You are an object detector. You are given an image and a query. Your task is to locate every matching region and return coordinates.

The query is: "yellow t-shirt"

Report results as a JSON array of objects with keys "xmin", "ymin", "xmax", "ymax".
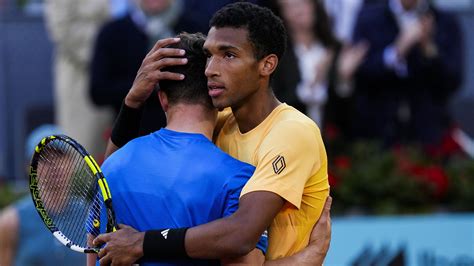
[{"xmin": 215, "ymin": 104, "xmax": 329, "ymax": 259}]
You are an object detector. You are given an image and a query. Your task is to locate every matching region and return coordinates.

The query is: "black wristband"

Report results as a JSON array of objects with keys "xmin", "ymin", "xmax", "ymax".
[
  {"xmin": 110, "ymin": 101, "xmax": 144, "ymax": 148},
  {"xmin": 143, "ymin": 228, "xmax": 189, "ymax": 260}
]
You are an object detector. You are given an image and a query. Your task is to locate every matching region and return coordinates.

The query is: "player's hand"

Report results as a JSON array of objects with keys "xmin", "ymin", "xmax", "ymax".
[
  {"xmin": 93, "ymin": 224, "xmax": 145, "ymax": 266},
  {"xmin": 308, "ymin": 196, "xmax": 332, "ymax": 256},
  {"xmin": 125, "ymin": 37, "xmax": 188, "ymax": 109}
]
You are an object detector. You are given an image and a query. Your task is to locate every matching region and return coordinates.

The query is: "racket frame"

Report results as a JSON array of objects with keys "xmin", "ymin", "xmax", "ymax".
[{"xmin": 29, "ymin": 134, "xmax": 117, "ymax": 253}]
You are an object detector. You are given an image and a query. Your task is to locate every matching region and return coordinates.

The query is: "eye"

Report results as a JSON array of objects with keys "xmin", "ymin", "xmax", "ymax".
[{"xmin": 224, "ymin": 52, "xmax": 236, "ymax": 59}]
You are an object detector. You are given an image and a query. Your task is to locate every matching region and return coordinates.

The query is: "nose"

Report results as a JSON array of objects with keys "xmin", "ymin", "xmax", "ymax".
[{"xmin": 205, "ymin": 57, "xmax": 219, "ymax": 78}]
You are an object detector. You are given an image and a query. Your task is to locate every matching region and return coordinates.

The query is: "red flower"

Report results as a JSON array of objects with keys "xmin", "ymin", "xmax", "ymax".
[
  {"xmin": 409, "ymin": 165, "xmax": 449, "ymax": 198},
  {"xmin": 426, "ymin": 126, "xmax": 462, "ymax": 158}
]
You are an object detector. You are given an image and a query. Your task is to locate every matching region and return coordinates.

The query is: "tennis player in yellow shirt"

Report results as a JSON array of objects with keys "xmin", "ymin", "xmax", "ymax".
[{"xmin": 94, "ymin": 2, "xmax": 330, "ymax": 265}]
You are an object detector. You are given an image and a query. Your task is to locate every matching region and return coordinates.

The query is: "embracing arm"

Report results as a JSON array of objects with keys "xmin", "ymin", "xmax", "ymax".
[
  {"xmin": 94, "ymin": 195, "xmax": 332, "ymax": 265},
  {"xmin": 224, "ymin": 195, "xmax": 333, "ymax": 266},
  {"xmin": 94, "ymin": 191, "xmax": 284, "ymax": 265},
  {"xmin": 185, "ymin": 191, "xmax": 284, "ymax": 258},
  {"xmin": 265, "ymin": 196, "xmax": 332, "ymax": 265}
]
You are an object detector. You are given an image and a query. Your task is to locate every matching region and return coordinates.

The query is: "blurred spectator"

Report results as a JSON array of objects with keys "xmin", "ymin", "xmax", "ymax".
[
  {"xmin": 89, "ymin": 0, "xmax": 183, "ymax": 135},
  {"xmin": 44, "ymin": 0, "xmax": 114, "ymax": 159},
  {"xmin": 0, "ymin": 124, "xmax": 84, "ymax": 266},
  {"xmin": 271, "ymin": 0, "xmax": 367, "ymax": 138},
  {"xmin": 109, "ymin": 0, "xmax": 131, "ymax": 18},
  {"xmin": 352, "ymin": 0, "xmax": 464, "ymax": 146},
  {"xmin": 323, "ymin": 0, "xmax": 364, "ymax": 44}
]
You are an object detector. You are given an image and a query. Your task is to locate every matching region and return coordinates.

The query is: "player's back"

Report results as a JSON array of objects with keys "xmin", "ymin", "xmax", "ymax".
[{"xmin": 101, "ymin": 128, "xmax": 255, "ymax": 266}]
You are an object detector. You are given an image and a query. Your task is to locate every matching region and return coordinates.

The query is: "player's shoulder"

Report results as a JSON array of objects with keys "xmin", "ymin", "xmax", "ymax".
[
  {"xmin": 258, "ymin": 104, "xmax": 324, "ymax": 151},
  {"xmin": 270, "ymin": 104, "xmax": 321, "ymax": 136},
  {"xmin": 102, "ymin": 134, "xmax": 152, "ymax": 169}
]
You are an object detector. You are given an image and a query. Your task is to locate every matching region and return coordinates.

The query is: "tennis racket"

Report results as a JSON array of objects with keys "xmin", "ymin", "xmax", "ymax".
[{"xmin": 29, "ymin": 134, "xmax": 117, "ymax": 253}]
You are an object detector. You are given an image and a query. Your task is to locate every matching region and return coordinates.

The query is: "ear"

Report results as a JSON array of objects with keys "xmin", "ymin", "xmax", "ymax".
[
  {"xmin": 158, "ymin": 90, "xmax": 169, "ymax": 112},
  {"xmin": 259, "ymin": 54, "xmax": 279, "ymax": 77}
]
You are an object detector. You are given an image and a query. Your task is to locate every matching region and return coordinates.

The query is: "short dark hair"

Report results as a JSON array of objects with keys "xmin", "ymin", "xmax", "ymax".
[
  {"xmin": 209, "ymin": 2, "xmax": 287, "ymax": 60},
  {"xmin": 158, "ymin": 32, "xmax": 212, "ymax": 108}
]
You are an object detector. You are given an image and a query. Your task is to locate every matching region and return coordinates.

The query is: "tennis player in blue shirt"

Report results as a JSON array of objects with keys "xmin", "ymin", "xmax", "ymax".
[{"xmin": 88, "ymin": 32, "xmax": 266, "ymax": 266}]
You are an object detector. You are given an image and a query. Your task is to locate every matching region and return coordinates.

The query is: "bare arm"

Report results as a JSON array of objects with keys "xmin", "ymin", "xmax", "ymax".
[
  {"xmin": 0, "ymin": 207, "xmax": 19, "ymax": 266},
  {"xmin": 221, "ymin": 248, "xmax": 265, "ymax": 266}
]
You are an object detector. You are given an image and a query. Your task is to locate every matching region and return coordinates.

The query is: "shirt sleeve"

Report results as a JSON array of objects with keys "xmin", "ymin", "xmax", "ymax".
[
  {"xmin": 221, "ymin": 163, "xmax": 268, "ymax": 254},
  {"xmin": 241, "ymin": 120, "xmax": 325, "ymax": 209}
]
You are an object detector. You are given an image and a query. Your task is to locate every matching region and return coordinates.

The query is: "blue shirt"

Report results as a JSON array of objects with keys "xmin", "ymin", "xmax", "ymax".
[{"xmin": 100, "ymin": 129, "xmax": 266, "ymax": 265}]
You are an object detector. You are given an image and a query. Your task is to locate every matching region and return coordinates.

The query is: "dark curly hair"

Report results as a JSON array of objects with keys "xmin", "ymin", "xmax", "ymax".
[
  {"xmin": 209, "ymin": 2, "xmax": 287, "ymax": 61},
  {"xmin": 159, "ymin": 32, "xmax": 212, "ymax": 108}
]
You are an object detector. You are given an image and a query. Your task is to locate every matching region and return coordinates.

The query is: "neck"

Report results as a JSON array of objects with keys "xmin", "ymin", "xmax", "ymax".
[
  {"xmin": 165, "ymin": 103, "xmax": 217, "ymax": 141},
  {"xmin": 232, "ymin": 82, "xmax": 281, "ymax": 134}
]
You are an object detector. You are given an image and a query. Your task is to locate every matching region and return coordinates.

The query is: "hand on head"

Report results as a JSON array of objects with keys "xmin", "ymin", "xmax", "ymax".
[{"xmin": 125, "ymin": 38, "xmax": 188, "ymax": 109}]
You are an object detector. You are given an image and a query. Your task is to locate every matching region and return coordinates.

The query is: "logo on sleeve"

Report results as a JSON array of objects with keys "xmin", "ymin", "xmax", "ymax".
[
  {"xmin": 161, "ymin": 229, "xmax": 169, "ymax": 239},
  {"xmin": 272, "ymin": 155, "xmax": 286, "ymax": 174}
]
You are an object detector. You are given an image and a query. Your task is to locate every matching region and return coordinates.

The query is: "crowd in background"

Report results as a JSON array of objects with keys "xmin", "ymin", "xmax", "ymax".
[
  {"xmin": 48, "ymin": 0, "xmax": 464, "ymax": 159},
  {"xmin": 0, "ymin": 0, "xmax": 466, "ymax": 195}
]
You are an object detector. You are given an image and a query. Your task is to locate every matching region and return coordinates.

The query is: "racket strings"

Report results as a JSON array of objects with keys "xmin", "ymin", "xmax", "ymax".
[{"xmin": 36, "ymin": 139, "xmax": 103, "ymax": 248}]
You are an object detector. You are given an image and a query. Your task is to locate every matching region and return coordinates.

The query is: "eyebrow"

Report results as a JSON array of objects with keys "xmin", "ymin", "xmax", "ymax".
[{"xmin": 203, "ymin": 43, "xmax": 240, "ymax": 53}]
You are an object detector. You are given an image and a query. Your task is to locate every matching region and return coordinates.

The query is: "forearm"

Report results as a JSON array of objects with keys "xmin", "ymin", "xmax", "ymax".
[
  {"xmin": 184, "ymin": 192, "xmax": 283, "ymax": 259},
  {"xmin": 221, "ymin": 248, "xmax": 265, "ymax": 265},
  {"xmin": 185, "ymin": 214, "xmax": 258, "ymax": 258},
  {"xmin": 141, "ymin": 192, "xmax": 283, "ymax": 260}
]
